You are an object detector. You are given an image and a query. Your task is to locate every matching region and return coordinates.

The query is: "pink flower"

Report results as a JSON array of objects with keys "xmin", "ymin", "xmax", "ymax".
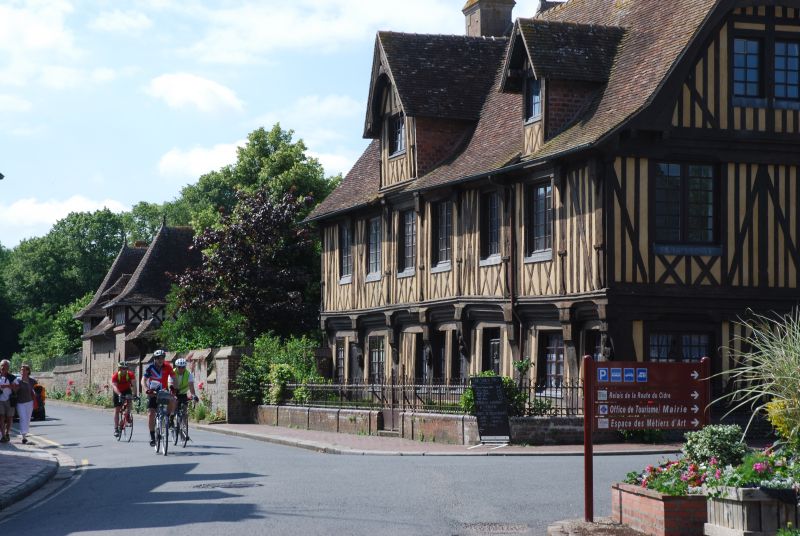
[
  {"xmin": 715, "ymin": 469, "xmax": 721, "ymax": 479},
  {"xmin": 709, "ymin": 457, "xmax": 718, "ymax": 466},
  {"xmin": 753, "ymin": 462, "xmax": 769, "ymax": 473},
  {"xmin": 198, "ymin": 382, "xmax": 205, "ymax": 390},
  {"xmin": 67, "ymin": 379, "xmax": 75, "ymax": 386}
]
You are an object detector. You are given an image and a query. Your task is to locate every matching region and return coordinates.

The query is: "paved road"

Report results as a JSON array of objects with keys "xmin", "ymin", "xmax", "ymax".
[{"xmin": 1, "ymin": 404, "xmax": 670, "ymax": 535}]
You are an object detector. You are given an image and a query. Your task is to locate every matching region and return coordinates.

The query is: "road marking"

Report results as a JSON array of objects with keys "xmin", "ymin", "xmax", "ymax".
[
  {"xmin": 30, "ymin": 435, "xmax": 61, "ymax": 448},
  {"xmin": 81, "ymin": 459, "xmax": 89, "ymax": 466}
]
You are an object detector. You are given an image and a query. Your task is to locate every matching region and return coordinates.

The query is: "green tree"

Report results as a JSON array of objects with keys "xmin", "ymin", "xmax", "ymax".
[
  {"xmin": 158, "ymin": 287, "xmax": 248, "ymax": 352},
  {"xmin": 177, "ymin": 125, "xmax": 340, "ymax": 231},
  {"xmin": 2, "ymin": 209, "xmax": 124, "ymax": 313},
  {"xmin": 0, "ymin": 245, "xmax": 21, "ymax": 360}
]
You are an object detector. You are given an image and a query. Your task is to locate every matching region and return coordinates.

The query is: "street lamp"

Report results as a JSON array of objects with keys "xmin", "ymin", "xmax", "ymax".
[{"xmin": 0, "ymin": 173, "xmax": 4, "ymax": 180}]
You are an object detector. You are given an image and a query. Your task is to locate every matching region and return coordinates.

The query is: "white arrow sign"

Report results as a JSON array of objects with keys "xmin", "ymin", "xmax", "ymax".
[
  {"xmin": 691, "ymin": 405, "xmax": 699, "ymax": 414},
  {"xmin": 691, "ymin": 391, "xmax": 699, "ymax": 400},
  {"xmin": 691, "ymin": 418, "xmax": 700, "ymax": 427},
  {"xmin": 691, "ymin": 370, "xmax": 700, "ymax": 380}
]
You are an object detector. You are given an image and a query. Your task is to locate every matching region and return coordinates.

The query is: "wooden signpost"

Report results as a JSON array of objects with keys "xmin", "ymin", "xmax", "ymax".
[{"xmin": 582, "ymin": 356, "xmax": 711, "ymax": 522}]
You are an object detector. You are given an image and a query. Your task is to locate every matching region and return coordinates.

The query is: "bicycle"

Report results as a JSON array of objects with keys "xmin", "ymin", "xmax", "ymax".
[
  {"xmin": 171, "ymin": 398, "xmax": 192, "ymax": 448},
  {"xmin": 117, "ymin": 394, "xmax": 138, "ymax": 443},
  {"xmin": 153, "ymin": 390, "xmax": 173, "ymax": 456}
]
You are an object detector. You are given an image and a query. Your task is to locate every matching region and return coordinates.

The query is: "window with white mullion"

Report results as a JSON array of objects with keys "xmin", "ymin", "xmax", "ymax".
[
  {"xmin": 433, "ymin": 201, "xmax": 452, "ymax": 266},
  {"xmin": 367, "ymin": 217, "xmax": 382, "ymax": 276}
]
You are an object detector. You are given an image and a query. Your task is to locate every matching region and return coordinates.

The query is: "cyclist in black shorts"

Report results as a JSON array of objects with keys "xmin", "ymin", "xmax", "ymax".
[
  {"xmin": 168, "ymin": 358, "xmax": 199, "ymax": 419},
  {"xmin": 142, "ymin": 350, "xmax": 174, "ymax": 446},
  {"xmin": 111, "ymin": 362, "xmax": 135, "ymax": 437}
]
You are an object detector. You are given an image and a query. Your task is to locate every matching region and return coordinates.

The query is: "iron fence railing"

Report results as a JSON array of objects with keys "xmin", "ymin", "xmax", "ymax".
[
  {"xmin": 268, "ymin": 377, "xmax": 584, "ymax": 417},
  {"xmin": 35, "ymin": 351, "xmax": 83, "ymax": 373}
]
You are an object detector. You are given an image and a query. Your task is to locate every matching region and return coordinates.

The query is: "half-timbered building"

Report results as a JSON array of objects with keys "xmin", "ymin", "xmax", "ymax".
[
  {"xmin": 307, "ymin": 0, "xmax": 800, "ymax": 404},
  {"xmin": 74, "ymin": 225, "xmax": 200, "ymax": 385}
]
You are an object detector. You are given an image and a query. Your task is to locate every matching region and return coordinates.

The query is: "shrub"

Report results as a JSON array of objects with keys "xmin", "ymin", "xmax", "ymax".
[
  {"xmin": 293, "ymin": 385, "xmax": 311, "ymax": 405},
  {"xmin": 624, "ymin": 458, "xmax": 705, "ymax": 496},
  {"xmin": 268, "ymin": 364, "xmax": 294, "ymax": 404},
  {"xmin": 683, "ymin": 424, "xmax": 748, "ymax": 466},
  {"xmin": 528, "ymin": 398, "xmax": 553, "ymax": 417}
]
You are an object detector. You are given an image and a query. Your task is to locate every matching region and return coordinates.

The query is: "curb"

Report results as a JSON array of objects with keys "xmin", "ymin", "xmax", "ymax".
[
  {"xmin": 193, "ymin": 424, "xmax": 682, "ymax": 457},
  {"xmin": 0, "ymin": 450, "xmax": 59, "ymax": 510}
]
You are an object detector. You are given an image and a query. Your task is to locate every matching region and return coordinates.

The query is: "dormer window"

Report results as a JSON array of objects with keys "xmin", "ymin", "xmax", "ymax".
[
  {"xmin": 389, "ymin": 113, "xmax": 406, "ymax": 156},
  {"xmin": 525, "ymin": 77, "xmax": 542, "ymax": 122}
]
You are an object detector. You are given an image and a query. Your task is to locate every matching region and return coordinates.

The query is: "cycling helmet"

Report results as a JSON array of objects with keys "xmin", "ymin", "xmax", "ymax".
[
  {"xmin": 175, "ymin": 358, "xmax": 187, "ymax": 367},
  {"xmin": 117, "ymin": 362, "xmax": 128, "ymax": 368},
  {"xmin": 153, "ymin": 349, "xmax": 166, "ymax": 359}
]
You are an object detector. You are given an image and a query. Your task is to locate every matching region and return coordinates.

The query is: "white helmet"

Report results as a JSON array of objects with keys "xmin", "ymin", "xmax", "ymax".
[{"xmin": 175, "ymin": 358, "xmax": 187, "ymax": 367}]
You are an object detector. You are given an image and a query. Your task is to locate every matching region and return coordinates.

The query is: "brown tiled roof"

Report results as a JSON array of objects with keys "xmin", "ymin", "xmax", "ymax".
[
  {"xmin": 364, "ymin": 32, "xmax": 509, "ymax": 137},
  {"xmin": 528, "ymin": 0, "xmax": 718, "ymax": 160},
  {"xmin": 305, "ymin": 140, "xmax": 381, "ymax": 222},
  {"xmin": 125, "ymin": 317, "xmax": 160, "ymax": 341},
  {"xmin": 105, "ymin": 225, "xmax": 201, "ymax": 308},
  {"xmin": 81, "ymin": 316, "xmax": 114, "ymax": 340},
  {"xmin": 414, "ymin": 48, "xmax": 523, "ymax": 191},
  {"xmin": 516, "ymin": 19, "xmax": 624, "ymax": 82},
  {"xmin": 74, "ymin": 245, "xmax": 147, "ymax": 320},
  {"xmin": 101, "ymin": 274, "xmax": 132, "ymax": 297}
]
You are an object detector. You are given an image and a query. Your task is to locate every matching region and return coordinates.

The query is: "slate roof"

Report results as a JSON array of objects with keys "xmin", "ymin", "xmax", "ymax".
[
  {"xmin": 105, "ymin": 225, "xmax": 201, "ymax": 308},
  {"xmin": 364, "ymin": 32, "xmax": 508, "ymax": 137},
  {"xmin": 516, "ymin": 19, "xmax": 624, "ymax": 82},
  {"xmin": 528, "ymin": 0, "xmax": 718, "ymax": 160},
  {"xmin": 306, "ymin": 140, "xmax": 381, "ymax": 221},
  {"xmin": 74, "ymin": 244, "xmax": 147, "ymax": 320}
]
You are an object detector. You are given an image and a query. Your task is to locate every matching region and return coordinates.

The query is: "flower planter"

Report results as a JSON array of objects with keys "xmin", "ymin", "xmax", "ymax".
[
  {"xmin": 611, "ymin": 483, "xmax": 707, "ymax": 536},
  {"xmin": 704, "ymin": 487, "xmax": 800, "ymax": 536}
]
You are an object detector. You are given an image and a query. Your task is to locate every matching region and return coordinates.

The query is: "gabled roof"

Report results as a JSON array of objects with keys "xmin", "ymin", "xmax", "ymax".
[
  {"xmin": 101, "ymin": 274, "xmax": 132, "ymax": 297},
  {"xmin": 312, "ymin": 0, "xmax": 722, "ymax": 222},
  {"xmin": 414, "ymin": 46, "xmax": 523, "ymax": 192},
  {"xmin": 364, "ymin": 32, "xmax": 508, "ymax": 137},
  {"xmin": 81, "ymin": 317, "xmax": 114, "ymax": 340},
  {"xmin": 306, "ymin": 140, "xmax": 380, "ymax": 222},
  {"xmin": 74, "ymin": 244, "xmax": 147, "ymax": 320},
  {"xmin": 505, "ymin": 19, "xmax": 624, "ymax": 85},
  {"xmin": 528, "ymin": 0, "xmax": 718, "ymax": 160},
  {"xmin": 105, "ymin": 225, "xmax": 200, "ymax": 308}
]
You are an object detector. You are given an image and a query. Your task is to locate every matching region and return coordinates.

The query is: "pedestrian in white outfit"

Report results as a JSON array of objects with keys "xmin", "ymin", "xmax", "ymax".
[{"xmin": 14, "ymin": 364, "xmax": 35, "ymax": 444}]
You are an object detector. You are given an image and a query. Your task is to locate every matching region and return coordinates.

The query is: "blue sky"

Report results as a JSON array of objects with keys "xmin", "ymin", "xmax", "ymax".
[{"xmin": 0, "ymin": 0, "xmax": 539, "ymax": 247}]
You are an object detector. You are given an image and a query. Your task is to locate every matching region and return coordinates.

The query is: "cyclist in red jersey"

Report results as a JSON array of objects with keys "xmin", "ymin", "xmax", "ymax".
[
  {"xmin": 141, "ymin": 349, "xmax": 174, "ymax": 446},
  {"xmin": 112, "ymin": 362, "xmax": 135, "ymax": 437}
]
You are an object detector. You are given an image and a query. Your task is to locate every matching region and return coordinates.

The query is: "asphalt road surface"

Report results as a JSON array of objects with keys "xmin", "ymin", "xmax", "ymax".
[{"xmin": 2, "ymin": 403, "xmax": 669, "ymax": 535}]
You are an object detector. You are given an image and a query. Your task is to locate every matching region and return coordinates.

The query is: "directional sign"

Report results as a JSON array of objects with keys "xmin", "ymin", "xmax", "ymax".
[{"xmin": 590, "ymin": 359, "xmax": 711, "ymax": 432}]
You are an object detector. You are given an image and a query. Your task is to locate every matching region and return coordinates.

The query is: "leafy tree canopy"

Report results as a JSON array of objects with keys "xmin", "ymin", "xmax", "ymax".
[
  {"xmin": 178, "ymin": 125, "xmax": 340, "ymax": 231},
  {"xmin": 174, "ymin": 188, "xmax": 318, "ymax": 339}
]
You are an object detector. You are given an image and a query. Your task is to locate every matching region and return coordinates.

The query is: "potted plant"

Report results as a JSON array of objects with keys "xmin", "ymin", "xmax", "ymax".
[
  {"xmin": 703, "ymin": 310, "xmax": 800, "ymax": 535},
  {"xmin": 615, "ymin": 425, "xmax": 749, "ymax": 536}
]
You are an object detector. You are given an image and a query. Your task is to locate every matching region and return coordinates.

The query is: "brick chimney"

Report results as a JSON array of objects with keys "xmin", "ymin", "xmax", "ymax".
[{"xmin": 462, "ymin": 0, "xmax": 516, "ymax": 37}]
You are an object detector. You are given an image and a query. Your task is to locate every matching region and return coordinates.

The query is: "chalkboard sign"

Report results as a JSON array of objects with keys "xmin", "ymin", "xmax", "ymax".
[{"xmin": 471, "ymin": 376, "xmax": 511, "ymax": 443}]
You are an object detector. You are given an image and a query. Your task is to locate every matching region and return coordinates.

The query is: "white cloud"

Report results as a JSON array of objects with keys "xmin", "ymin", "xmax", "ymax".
[
  {"xmin": 158, "ymin": 140, "xmax": 244, "ymax": 180},
  {"xmin": 39, "ymin": 65, "xmax": 83, "ymax": 89},
  {"xmin": 0, "ymin": 94, "xmax": 32, "ymax": 113},
  {"xmin": 0, "ymin": 195, "xmax": 129, "ymax": 246},
  {"xmin": 308, "ymin": 150, "xmax": 359, "ymax": 177},
  {"xmin": 146, "ymin": 73, "xmax": 244, "ymax": 113},
  {"xmin": 255, "ymin": 94, "xmax": 362, "ymax": 147},
  {"xmin": 0, "ymin": 1, "xmax": 80, "ymax": 86},
  {"xmin": 89, "ymin": 10, "xmax": 153, "ymax": 34}
]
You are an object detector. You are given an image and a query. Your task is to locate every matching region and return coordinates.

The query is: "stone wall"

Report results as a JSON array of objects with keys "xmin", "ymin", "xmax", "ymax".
[{"xmin": 35, "ymin": 346, "xmax": 252, "ymax": 424}]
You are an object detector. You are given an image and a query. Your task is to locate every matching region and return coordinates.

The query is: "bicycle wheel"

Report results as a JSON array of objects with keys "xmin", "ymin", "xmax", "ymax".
[
  {"xmin": 155, "ymin": 413, "xmax": 167, "ymax": 454},
  {"xmin": 122, "ymin": 411, "xmax": 133, "ymax": 443},
  {"xmin": 181, "ymin": 412, "xmax": 189, "ymax": 448},
  {"xmin": 172, "ymin": 414, "xmax": 180, "ymax": 446},
  {"xmin": 160, "ymin": 412, "xmax": 169, "ymax": 456}
]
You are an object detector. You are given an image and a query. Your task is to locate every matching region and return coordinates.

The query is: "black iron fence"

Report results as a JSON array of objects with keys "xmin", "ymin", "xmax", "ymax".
[{"xmin": 268, "ymin": 378, "xmax": 584, "ymax": 417}]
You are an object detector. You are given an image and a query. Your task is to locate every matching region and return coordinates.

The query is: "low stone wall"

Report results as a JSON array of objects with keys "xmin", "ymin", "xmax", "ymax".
[
  {"xmin": 253, "ymin": 406, "xmax": 600, "ymax": 445},
  {"xmin": 255, "ymin": 405, "xmax": 380, "ymax": 435}
]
